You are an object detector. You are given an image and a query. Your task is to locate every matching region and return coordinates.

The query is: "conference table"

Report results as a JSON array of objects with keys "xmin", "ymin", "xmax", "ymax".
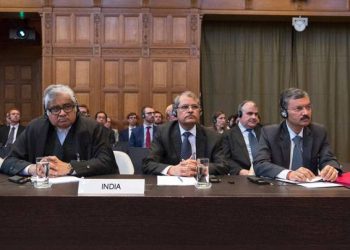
[{"xmin": 0, "ymin": 173, "xmax": 350, "ymax": 250}]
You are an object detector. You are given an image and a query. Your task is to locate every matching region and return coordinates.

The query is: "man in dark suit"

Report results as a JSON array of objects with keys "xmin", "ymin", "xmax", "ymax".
[
  {"xmin": 95, "ymin": 111, "xmax": 117, "ymax": 145},
  {"xmin": 254, "ymin": 88, "xmax": 340, "ymax": 182},
  {"xmin": 0, "ymin": 84, "xmax": 118, "ymax": 177},
  {"xmin": 0, "ymin": 108, "xmax": 26, "ymax": 157},
  {"xmin": 129, "ymin": 106, "xmax": 157, "ymax": 148},
  {"xmin": 222, "ymin": 101, "xmax": 261, "ymax": 175},
  {"xmin": 143, "ymin": 91, "xmax": 229, "ymax": 176},
  {"xmin": 119, "ymin": 112, "xmax": 138, "ymax": 142}
]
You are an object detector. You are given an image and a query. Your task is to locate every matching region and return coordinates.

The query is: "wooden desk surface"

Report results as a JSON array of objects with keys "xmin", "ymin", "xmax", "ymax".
[{"xmin": 0, "ymin": 174, "xmax": 349, "ymax": 249}]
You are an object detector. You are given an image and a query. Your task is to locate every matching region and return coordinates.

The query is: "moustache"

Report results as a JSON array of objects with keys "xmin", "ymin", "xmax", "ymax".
[{"xmin": 300, "ymin": 115, "xmax": 310, "ymax": 121}]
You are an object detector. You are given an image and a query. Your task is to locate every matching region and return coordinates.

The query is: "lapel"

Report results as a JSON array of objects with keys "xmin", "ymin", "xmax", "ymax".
[
  {"xmin": 279, "ymin": 122, "xmax": 291, "ymax": 167},
  {"xmin": 36, "ymin": 117, "xmax": 51, "ymax": 157},
  {"xmin": 302, "ymin": 126, "xmax": 313, "ymax": 167},
  {"xmin": 171, "ymin": 124, "xmax": 182, "ymax": 159},
  {"xmin": 233, "ymin": 126, "xmax": 250, "ymax": 162},
  {"xmin": 195, "ymin": 125, "xmax": 206, "ymax": 159}
]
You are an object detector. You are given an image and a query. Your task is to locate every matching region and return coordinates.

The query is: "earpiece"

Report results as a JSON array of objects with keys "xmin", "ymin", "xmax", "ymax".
[
  {"xmin": 280, "ymin": 108, "xmax": 288, "ymax": 119},
  {"xmin": 172, "ymin": 104, "xmax": 177, "ymax": 118},
  {"xmin": 237, "ymin": 100, "xmax": 249, "ymax": 118},
  {"xmin": 279, "ymin": 94, "xmax": 288, "ymax": 119}
]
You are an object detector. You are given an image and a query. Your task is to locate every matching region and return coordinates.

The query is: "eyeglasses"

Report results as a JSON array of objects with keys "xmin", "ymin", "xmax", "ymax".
[
  {"xmin": 47, "ymin": 103, "xmax": 76, "ymax": 115},
  {"xmin": 145, "ymin": 112, "xmax": 155, "ymax": 115},
  {"xmin": 128, "ymin": 116, "xmax": 137, "ymax": 119},
  {"xmin": 177, "ymin": 104, "xmax": 200, "ymax": 111},
  {"xmin": 288, "ymin": 104, "xmax": 312, "ymax": 113}
]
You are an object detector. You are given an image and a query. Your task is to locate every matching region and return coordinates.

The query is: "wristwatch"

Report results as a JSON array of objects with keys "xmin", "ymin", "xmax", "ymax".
[{"xmin": 67, "ymin": 163, "xmax": 74, "ymax": 175}]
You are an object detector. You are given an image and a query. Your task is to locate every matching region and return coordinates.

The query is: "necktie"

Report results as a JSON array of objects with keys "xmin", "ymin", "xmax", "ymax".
[
  {"xmin": 180, "ymin": 132, "xmax": 192, "ymax": 160},
  {"xmin": 247, "ymin": 129, "xmax": 258, "ymax": 160},
  {"xmin": 145, "ymin": 126, "xmax": 151, "ymax": 148},
  {"xmin": 5, "ymin": 126, "xmax": 15, "ymax": 146},
  {"xmin": 291, "ymin": 135, "xmax": 303, "ymax": 170}
]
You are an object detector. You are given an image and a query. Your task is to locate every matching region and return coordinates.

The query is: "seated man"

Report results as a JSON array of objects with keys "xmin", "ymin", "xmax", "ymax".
[
  {"xmin": 143, "ymin": 91, "xmax": 229, "ymax": 176},
  {"xmin": 254, "ymin": 88, "xmax": 340, "ymax": 182},
  {"xmin": 0, "ymin": 84, "xmax": 118, "ymax": 177}
]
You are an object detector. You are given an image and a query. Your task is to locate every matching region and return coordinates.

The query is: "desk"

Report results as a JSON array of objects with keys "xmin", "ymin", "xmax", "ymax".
[{"xmin": 0, "ymin": 174, "xmax": 350, "ymax": 249}]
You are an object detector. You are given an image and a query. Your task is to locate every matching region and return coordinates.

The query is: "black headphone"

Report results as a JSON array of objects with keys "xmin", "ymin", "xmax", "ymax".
[
  {"xmin": 237, "ymin": 100, "xmax": 249, "ymax": 118},
  {"xmin": 279, "ymin": 95, "xmax": 288, "ymax": 119},
  {"xmin": 171, "ymin": 104, "xmax": 177, "ymax": 118}
]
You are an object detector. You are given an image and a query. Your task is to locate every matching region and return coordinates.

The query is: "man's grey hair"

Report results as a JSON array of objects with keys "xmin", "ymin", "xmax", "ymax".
[
  {"xmin": 43, "ymin": 84, "xmax": 77, "ymax": 109},
  {"xmin": 173, "ymin": 91, "xmax": 200, "ymax": 109},
  {"xmin": 280, "ymin": 88, "xmax": 309, "ymax": 110}
]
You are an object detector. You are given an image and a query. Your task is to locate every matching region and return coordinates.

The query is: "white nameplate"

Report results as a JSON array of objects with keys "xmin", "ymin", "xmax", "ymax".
[{"xmin": 78, "ymin": 179, "xmax": 145, "ymax": 196}]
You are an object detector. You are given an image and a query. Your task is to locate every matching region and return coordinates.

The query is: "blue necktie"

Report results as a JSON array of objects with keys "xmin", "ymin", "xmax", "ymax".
[
  {"xmin": 291, "ymin": 135, "xmax": 303, "ymax": 170},
  {"xmin": 5, "ymin": 126, "xmax": 15, "ymax": 146},
  {"xmin": 247, "ymin": 129, "xmax": 258, "ymax": 160},
  {"xmin": 180, "ymin": 132, "xmax": 192, "ymax": 160}
]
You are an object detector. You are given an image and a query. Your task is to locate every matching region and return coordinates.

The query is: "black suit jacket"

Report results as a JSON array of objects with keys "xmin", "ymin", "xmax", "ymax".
[
  {"xmin": 253, "ymin": 121, "xmax": 340, "ymax": 178},
  {"xmin": 142, "ymin": 121, "xmax": 230, "ymax": 175},
  {"xmin": 222, "ymin": 124, "xmax": 261, "ymax": 175},
  {"xmin": 0, "ymin": 124, "xmax": 26, "ymax": 146},
  {"xmin": 129, "ymin": 125, "xmax": 157, "ymax": 147},
  {"xmin": 119, "ymin": 128, "xmax": 130, "ymax": 142},
  {"xmin": 1, "ymin": 115, "xmax": 118, "ymax": 176}
]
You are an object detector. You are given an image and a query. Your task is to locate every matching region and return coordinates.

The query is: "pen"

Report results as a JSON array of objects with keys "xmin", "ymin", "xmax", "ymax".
[{"xmin": 178, "ymin": 176, "xmax": 183, "ymax": 183}]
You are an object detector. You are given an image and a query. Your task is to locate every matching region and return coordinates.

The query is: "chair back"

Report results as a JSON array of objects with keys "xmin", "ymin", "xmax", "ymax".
[
  {"xmin": 127, "ymin": 147, "xmax": 150, "ymax": 174},
  {"xmin": 113, "ymin": 150, "xmax": 134, "ymax": 175}
]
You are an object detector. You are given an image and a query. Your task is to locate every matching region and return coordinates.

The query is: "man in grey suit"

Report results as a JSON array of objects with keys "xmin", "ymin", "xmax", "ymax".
[
  {"xmin": 222, "ymin": 100, "xmax": 261, "ymax": 175},
  {"xmin": 254, "ymin": 88, "xmax": 340, "ymax": 182},
  {"xmin": 143, "ymin": 91, "xmax": 229, "ymax": 176}
]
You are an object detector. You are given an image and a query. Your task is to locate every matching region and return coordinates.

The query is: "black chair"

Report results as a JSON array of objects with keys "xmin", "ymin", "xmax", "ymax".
[{"xmin": 127, "ymin": 147, "xmax": 150, "ymax": 174}]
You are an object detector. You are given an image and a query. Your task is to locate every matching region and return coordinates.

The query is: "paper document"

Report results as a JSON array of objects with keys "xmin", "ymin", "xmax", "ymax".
[
  {"xmin": 157, "ymin": 176, "xmax": 196, "ymax": 186},
  {"xmin": 297, "ymin": 182, "xmax": 343, "ymax": 188},
  {"xmin": 49, "ymin": 176, "xmax": 80, "ymax": 184}
]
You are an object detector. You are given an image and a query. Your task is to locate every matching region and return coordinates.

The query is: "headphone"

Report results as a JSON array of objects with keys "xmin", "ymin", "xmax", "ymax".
[
  {"xmin": 172, "ymin": 104, "xmax": 177, "ymax": 118},
  {"xmin": 237, "ymin": 100, "xmax": 250, "ymax": 118},
  {"xmin": 279, "ymin": 94, "xmax": 288, "ymax": 119}
]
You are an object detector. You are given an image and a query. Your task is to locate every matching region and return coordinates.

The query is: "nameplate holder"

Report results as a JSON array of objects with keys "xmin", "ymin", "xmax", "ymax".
[{"xmin": 78, "ymin": 179, "xmax": 145, "ymax": 196}]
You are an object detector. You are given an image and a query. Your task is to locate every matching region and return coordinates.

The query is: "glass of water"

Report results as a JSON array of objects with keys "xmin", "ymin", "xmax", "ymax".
[
  {"xmin": 34, "ymin": 157, "xmax": 51, "ymax": 188},
  {"xmin": 195, "ymin": 158, "xmax": 212, "ymax": 189}
]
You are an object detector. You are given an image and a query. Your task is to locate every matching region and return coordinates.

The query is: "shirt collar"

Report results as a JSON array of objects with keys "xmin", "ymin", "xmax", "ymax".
[
  {"xmin": 286, "ymin": 122, "xmax": 303, "ymax": 140},
  {"xmin": 178, "ymin": 124, "xmax": 196, "ymax": 137}
]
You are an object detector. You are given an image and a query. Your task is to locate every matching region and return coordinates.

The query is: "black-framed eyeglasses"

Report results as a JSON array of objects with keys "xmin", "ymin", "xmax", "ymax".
[
  {"xmin": 177, "ymin": 104, "xmax": 200, "ymax": 111},
  {"xmin": 145, "ymin": 112, "xmax": 155, "ymax": 115},
  {"xmin": 47, "ymin": 103, "xmax": 76, "ymax": 115}
]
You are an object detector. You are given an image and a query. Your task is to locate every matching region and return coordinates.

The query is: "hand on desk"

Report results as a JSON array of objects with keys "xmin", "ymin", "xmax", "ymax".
[
  {"xmin": 168, "ymin": 159, "xmax": 197, "ymax": 177},
  {"xmin": 320, "ymin": 165, "xmax": 338, "ymax": 182},
  {"xmin": 287, "ymin": 167, "xmax": 315, "ymax": 182},
  {"xmin": 46, "ymin": 156, "xmax": 72, "ymax": 177}
]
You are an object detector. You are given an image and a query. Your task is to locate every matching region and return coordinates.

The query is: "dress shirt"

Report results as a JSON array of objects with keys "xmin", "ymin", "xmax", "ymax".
[
  {"xmin": 276, "ymin": 122, "xmax": 304, "ymax": 179},
  {"xmin": 161, "ymin": 124, "xmax": 197, "ymax": 175},
  {"xmin": 129, "ymin": 126, "xmax": 136, "ymax": 139},
  {"xmin": 237, "ymin": 122, "xmax": 256, "ymax": 165}
]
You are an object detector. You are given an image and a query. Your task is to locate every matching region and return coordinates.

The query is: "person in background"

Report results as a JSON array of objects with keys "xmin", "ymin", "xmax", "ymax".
[
  {"xmin": 129, "ymin": 106, "xmax": 157, "ymax": 148},
  {"xmin": 105, "ymin": 117, "xmax": 119, "ymax": 144},
  {"xmin": 165, "ymin": 104, "xmax": 177, "ymax": 122},
  {"xmin": 0, "ymin": 84, "xmax": 118, "ymax": 176},
  {"xmin": 95, "ymin": 111, "xmax": 116, "ymax": 146},
  {"xmin": 254, "ymin": 88, "xmax": 341, "ymax": 182},
  {"xmin": 143, "ymin": 91, "xmax": 229, "ymax": 176},
  {"xmin": 227, "ymin": 114, "xmax": 239, "ymax": 129},
  {"xmin": 154, "ymin": 111, "xmax": 164, "ymax": 126},
  {"xmin": 211, "ymin": 111, "xmax": 228, "ymax": 134},
  {"xmin": 119, "ymin": 112, "xmax": 138, "ymax": 142},
  {"xmin": 0, "ymin": 108, "xmax": 26, "ymax": 158},
  {"xmin": 222, "ymin": 101, "xmax": 261, "ymax": 176},
  {"xmin": 78, "ymin": 104, "xmax": 90, "ymax": 117}
]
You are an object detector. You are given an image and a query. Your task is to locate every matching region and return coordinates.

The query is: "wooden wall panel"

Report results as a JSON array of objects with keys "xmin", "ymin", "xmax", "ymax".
[
  {"xmin": 152, "ymin": 16, "xmax": 168, "ymax": 44},
  {"xmin": 55, "ymin": 60, "xmax": 71, "ymax": 84},
  {"xmin": 304, "ymin": 0, "xmax": 349, "ymax": 11},
  {"xmin": 75, "ymin": 60, "xmax": 90, "ymax": 87},
  {"xmin": 75, "ymin": 93, "xmax": 90, "ymax": 107},
  {"xmin": 4, "ymin": 66, "xmax": 15, "ymax": 80},
  {"xmin": 123, "ymin": 60, "xmax": 140, "ymax": 88},
  {"xmin": 172, "ymin": 17, "xmax": 187, "ymax": 44},
  {"xmin": 172, "ymin": 61, "xmax": 188, "ymax": 87},
  {"xmin": 75, "ymin": 15, "xmax": 91, "ymax": 43},
  {"xmin": 152, "ymin": 61, "xmax": 168, "ymax": 88},
  {"xmin": 55, "ymin": 15, "xmax": 71, "ymax": 43},
  {"xmin": 152, "ymin": 93, "xmax": 167, "ymax": 115},
  {"xmin": 103, "ymin": 16, "xmax": 119, "ymax": 44},
  {"xmin": 104, "ymin": 93, "xmax": 118, "ymax": 118},
  {"xmin": 21, "ymin": 85, "xmax": 32, "ymax": 100},
  {"xmin": 103, "ymin": 60, "xmax": 120, "ymax": 88},
  {"xmin": 124, "ymin": 93, "xmax": 139, "ymax": 116},
  {"xmin": 20, "ymin": 66, "xmax": 32, "ymax": 80},
  {"xmin": 124, "ymin": 16, "xmax": 140, "ymax": 44},
  {"xmin": 4, "ymin": 85, "xmax": 15, "ymax": 99}
]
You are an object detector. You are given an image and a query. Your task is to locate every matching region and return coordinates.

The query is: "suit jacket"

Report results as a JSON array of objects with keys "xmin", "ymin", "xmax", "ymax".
[
  {"xmin": 119, "ymin": 128, "xmax": 130, "ymax": 142},
  {"xmin": 142, "ymin": 121, "xmax": 230, "ymax": 175},
  {"xmin": 253, "ymin": 121, "xmax": 340, "ymax": 178},
  {"xmin": 129, "ymin": 125, "xmax": 157, "ymax": 147},
  {"xmin": 0, "ymin": 124, "xmax": 26, "ymax": 146},
  {"xmin": 1, "ymin": 115, "xmax": 118, "ymax": 176},
  {"xmin": 222, "ymin": 124, "xmax": 261, "ymax": 175}
]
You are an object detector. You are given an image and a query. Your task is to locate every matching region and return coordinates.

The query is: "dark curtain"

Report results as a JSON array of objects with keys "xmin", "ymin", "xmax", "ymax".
[{"xmin": 201, "ymin": 20, "xmax": 350, "ymax": 162}]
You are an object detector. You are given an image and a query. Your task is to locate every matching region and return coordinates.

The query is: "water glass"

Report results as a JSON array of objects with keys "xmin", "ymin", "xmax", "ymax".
[
  {"xmin": 34, "ymin": 157, "xmax": 51, "ymax": 188},
  {"xmin": 195, "ymin": 158, "xmax": 212, "ymax": 189}
]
